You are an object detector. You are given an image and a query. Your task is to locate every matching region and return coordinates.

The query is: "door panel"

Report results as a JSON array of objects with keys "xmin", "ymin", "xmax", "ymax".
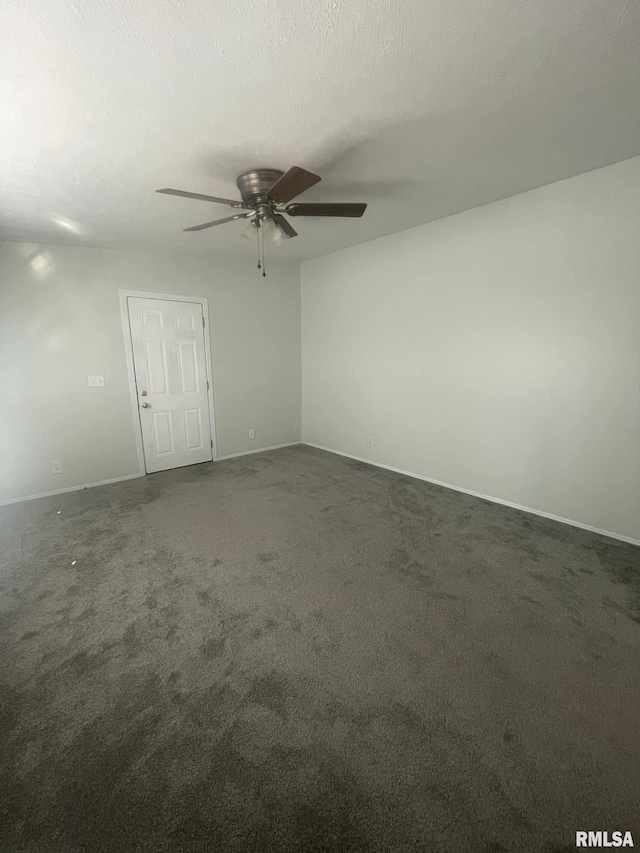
[
  {"xmin": 128, "ymin": 297, "xmax": 213, "ymax": 473},
  {"xmin": 177, "ymin": 340, "xmax": 198, "ymax": 393},
  {"xmin": 144, "ymin": 340, "xmax": 169, "ymax": 395},
  {"xmin": 152, "ymin": 411, "xmax": 174, "ymax": 455},
  {"xmin": 183, "ymin": 408, "xmax": 203, "ymax": 449}
]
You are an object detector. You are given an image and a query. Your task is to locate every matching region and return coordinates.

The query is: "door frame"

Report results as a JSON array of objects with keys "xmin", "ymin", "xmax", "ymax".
[{"xmin": 119, "ymin": 289, "xmax": 218, "ymax": 475}]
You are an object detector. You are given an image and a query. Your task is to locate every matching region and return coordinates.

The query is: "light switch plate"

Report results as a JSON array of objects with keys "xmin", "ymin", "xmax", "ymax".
[{"xmin": 88, "ymin": 375, "xmax": 105, "ymax": 387}]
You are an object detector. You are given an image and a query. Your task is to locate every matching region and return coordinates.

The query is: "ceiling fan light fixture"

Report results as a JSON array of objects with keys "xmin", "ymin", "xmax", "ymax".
[
  {"xmin": 241, "ymin": 217, "xmax": 258, "ymax": 242},
  {"xmin": 261, "ymin": 215, "xmax": 287, "ymax": 246}
]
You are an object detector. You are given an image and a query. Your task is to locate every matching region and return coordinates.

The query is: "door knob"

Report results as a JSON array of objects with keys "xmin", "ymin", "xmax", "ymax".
[{"xmin": 141, "ymin": 402, "xmax": 150, "ymax": 408}]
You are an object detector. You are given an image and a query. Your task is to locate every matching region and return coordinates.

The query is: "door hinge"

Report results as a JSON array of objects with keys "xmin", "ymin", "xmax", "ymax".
[
  {"xmin": 202, "ymin": 316, "xmax": 205, "ymax": 328},
  {"xmin": 211, "ymin": 440, "xmax": 213, "ymax": 448},
  {"xmin": 206, "ymin": 380, "xmax": 210, "ymax": 390}
]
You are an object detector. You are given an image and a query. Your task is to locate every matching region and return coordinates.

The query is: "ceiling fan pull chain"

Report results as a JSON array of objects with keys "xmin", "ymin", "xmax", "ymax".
[
  {"xmin": 261, "ymin": 221, "xmax": 266, "ymax": 278},
  {"xmin": 256, "ymin": 221, "xmax": 261, "ymax": 271}
]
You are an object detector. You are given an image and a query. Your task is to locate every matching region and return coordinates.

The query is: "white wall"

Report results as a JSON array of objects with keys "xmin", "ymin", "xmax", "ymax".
[
  {"xmin": 302, "ymin": 156, "xmax": 640, "ymax": 542},
  {"xmin": 0, "ymin": 243, "xmax": 301, "ymax": 502}
]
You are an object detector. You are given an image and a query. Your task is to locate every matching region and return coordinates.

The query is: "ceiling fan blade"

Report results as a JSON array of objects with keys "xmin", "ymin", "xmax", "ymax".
[
  {"xmin": 273, "ymin": 214, "xmax": 298, "ymax": 238},
  {"xmin": 184, "ymin": 213, "xmax": 252, "ymax": 232},
  {"xmin": 157, "ymin": 188, "xmax": 247, "ymax": 208},
  {"xmin": 267, "ymin": 167, "xmax": 321, "ymax": 204},
  {"xmin": 286, "ymin": 202, "xmax": 367, "ymax": 218}
]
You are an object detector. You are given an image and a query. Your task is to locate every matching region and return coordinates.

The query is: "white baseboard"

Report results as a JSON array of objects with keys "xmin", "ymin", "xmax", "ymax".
[
  {"xmin": 216, "ymin": 442, "xmax": 302, "ymax": 461},
  {"xmin": 4, "ymin": 443, "xmax": 635, "ymax": 548},
  {"xmin": 0, "ymin": 445, "xmax": 303, "ymax": 506},
  {"xmin": 0, "ymin": 473, "xmax": 144, "ymax": 507},
  {"xmin": 303, "ymin": 443, "xmax": 640, "ymax": 548}
]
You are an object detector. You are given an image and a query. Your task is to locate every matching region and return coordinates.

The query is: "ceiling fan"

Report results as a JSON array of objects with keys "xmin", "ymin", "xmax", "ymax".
[{"xmin": 156, "ymin": 167, "xmax": 367, "ymax": 275}]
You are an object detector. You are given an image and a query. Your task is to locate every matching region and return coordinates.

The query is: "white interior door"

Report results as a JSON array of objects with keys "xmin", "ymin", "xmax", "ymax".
[{"xmin": 127, "ymin": 297, "xmax": 213, "ymax": 473}]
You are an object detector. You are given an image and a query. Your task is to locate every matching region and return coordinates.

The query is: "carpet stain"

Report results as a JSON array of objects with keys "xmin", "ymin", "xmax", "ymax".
[
  {"xmin": 257, "ymin": 551, "xmax": 280, "ymax": 563},
  {"xmin": 197, "ymin": 589, "xmax": 213, "ymax": 606},
  {"xmin": 246, "ymin": 674, "xmax": 292, "ymax": 716},
  {"xmin": 201, "ymin": 636, "xmax": 226, "ymax": 659},
  {"xmin": 388, "ymin": 547, "xmax": 434, "ymax": 586}
]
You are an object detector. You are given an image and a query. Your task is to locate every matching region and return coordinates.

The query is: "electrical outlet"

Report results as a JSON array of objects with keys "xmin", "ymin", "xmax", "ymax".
[
  {"xmin": 51, "ymin": 460, "xmax": 62, "ymax": 474},
  {"xmin": 249, "ymin": 429, "xmax": 255, "ymax": 440},
  {"xmin": 367, "ymin": 437, "xmax": 374, "ymax": 449},
  {"xmin": 293, "ymin": 423, "xmax": 299, "ymax": 434}
]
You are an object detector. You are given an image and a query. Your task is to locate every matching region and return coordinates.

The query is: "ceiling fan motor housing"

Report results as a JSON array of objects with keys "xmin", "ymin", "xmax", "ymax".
[{"xmin": 236, "ymin": 169, "xmax": 284, "ymax": 211}]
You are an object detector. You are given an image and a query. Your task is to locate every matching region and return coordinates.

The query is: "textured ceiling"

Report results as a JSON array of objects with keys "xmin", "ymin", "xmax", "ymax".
[{"xmin": 2, "ymin": 0, "xmax": 640, "ymax": 261}]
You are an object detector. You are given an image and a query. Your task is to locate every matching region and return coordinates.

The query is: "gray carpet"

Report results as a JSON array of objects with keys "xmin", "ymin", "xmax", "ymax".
[{"xmin": 1, "ymin": 445, "xmax": 639, "ymax": 853}]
